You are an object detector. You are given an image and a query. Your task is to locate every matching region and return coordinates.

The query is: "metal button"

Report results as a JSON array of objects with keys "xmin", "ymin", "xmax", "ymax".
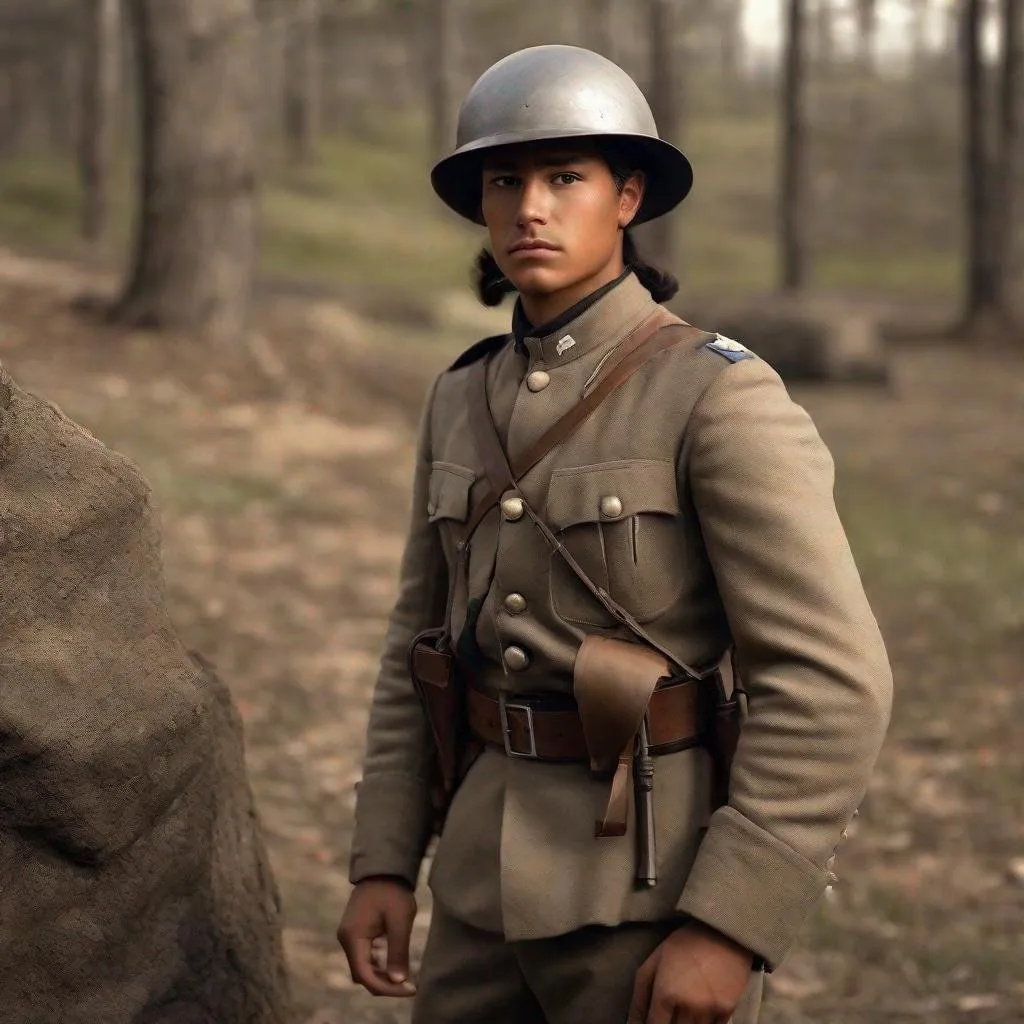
[
  {"xmin": 599, "ymin": 495, "xmax": 623, "ymax": 519},
  {"xmin": 504, "ymin": 592, "xmax": 527, "ymax": 615},
  {"xmin": 501, "ymin": 496, "xmax": 525, "ymax": 521},
  {"xmin": 526, "ymin": 370, "xmax": 550, "ymax": 392},
  {"xmin": 503, "ymin": 646, "xmax": 530, "ymax": 671}
]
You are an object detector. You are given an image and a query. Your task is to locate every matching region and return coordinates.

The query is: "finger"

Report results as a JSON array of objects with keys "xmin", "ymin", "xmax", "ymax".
[
  {"xmin": 645, "ymin": 989, "xmax": 679, "ymax": 1024},
  {"xmin": 383, "ymin": 902, "xmax": 414, "ymax": 985},
  {"xmin": 370, "ymin": 937, "xmax": 388, "ymax": 973},
  {"xmin": 625, "ymin": 957, "xmax": 657, "ymax": 1024},
  {"xmin": 347, "ymin": 936, "xmax": 416, "ymax": 997}
]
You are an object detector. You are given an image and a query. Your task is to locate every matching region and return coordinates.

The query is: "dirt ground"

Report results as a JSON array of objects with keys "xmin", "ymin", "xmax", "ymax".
[{"xmin": 0, "ymin": 248, "xmax": 1022, "ymax": 1023}]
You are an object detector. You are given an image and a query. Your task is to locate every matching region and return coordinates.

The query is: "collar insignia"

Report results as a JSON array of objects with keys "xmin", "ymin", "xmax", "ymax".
[{"xmin": 556, "ymin": 334, "xmax": 577, "ymax": 356}]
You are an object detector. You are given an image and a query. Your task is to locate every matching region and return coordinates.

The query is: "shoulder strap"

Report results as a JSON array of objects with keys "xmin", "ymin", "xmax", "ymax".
[
  {"xmin": 463, "ymin": 309, "xmax": 710, "ymax": 542},
  {"xmin": 462, "ymin": 308, "xmax": 715, "ymax": 678}
]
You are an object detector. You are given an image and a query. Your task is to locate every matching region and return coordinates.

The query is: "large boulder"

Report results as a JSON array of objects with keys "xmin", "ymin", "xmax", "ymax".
[{"xmin": 0, "ymin": 363, "xmax": 293, "ymax": 1023}]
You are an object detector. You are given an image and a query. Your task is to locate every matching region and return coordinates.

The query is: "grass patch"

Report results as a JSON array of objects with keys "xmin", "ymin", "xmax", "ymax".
[
  {"xmin": 817, "ymin": 245, "xmax": 960, "ymax": 297},
  {"xmin": 836, "ymin": 471, "xmax": 1024, "ymax": 613},
  {"xmin": 0, "ymin": 155, "xmax": 98, "ymax": 253}
]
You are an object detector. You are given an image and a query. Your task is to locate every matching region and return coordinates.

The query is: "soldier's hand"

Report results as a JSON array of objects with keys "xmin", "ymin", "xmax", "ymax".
[
  {"xmin": 626, "ymin": 920, "xmax": 753, "ymax": 1024},
  {"xmin": 337, "ymin": 877, "xmax": 418, "ymax": 998}
]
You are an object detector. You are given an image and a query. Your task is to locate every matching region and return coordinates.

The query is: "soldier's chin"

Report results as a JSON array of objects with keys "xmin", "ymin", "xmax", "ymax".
[{"xmin": 509, "ymin": 265, "xmax": 572, "ymax": 297}]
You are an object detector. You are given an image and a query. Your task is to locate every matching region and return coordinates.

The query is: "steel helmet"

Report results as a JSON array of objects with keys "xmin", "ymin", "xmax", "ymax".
[{"xmin": 431, "ymin": 44, "xmax": 693, "ymax": 227}]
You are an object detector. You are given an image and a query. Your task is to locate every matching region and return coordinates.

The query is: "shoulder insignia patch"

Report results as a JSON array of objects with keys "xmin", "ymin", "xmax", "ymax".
[
  {"xmin": 704, "ymin": 333, "xmax": 756, "ymax": 363},
  {"xmin": 447, "ymin": 333, "xmax": 510, "ymax": 372}
]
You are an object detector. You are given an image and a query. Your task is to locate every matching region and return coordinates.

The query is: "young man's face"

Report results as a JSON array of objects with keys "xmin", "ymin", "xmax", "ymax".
[{"xmin": 480, "ymin": 142, "xmax": 644, "ymax": 303}]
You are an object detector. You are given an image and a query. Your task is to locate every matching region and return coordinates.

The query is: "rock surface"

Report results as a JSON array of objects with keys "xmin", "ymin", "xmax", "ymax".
[{"xmin": 0, "ymin": 363, "xmax": 293, "ymax": 1024}]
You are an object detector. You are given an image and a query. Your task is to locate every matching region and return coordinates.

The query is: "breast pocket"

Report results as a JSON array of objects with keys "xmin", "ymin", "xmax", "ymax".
[
  {"xmin": 427, "ymin": 462, "xmax": 475, "ymax": 562},
  {"xmin": 546, "ymin": 460, "xmax": 686, "ymax": 627}
]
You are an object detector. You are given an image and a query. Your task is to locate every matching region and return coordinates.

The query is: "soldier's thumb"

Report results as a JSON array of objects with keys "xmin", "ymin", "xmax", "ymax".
[{"xmin": 383, "ymin": 902, "xmax": 413, "ymax": 983}]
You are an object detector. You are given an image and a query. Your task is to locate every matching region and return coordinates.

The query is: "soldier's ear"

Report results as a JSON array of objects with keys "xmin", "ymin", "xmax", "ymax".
[{"xmin": 618, "ymin": 171, "xmax": 645, "ymax": 229}]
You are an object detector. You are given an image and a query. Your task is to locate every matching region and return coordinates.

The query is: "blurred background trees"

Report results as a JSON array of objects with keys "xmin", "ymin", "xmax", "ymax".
[
  {"xmin": 0, "ymin": 0, "xmax": 1019, "ymax": 346},
  {"xmin": 111, "ymin": 0, "xmax": 260, "ymax": 347}
]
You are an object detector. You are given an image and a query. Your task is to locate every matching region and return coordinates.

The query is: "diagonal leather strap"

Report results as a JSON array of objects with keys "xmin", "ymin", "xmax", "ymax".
[
  {"xmin": 461, "ymin": 309, "xmax": 714, "ymax": 674},
  {"xmin": 462, "ymin": 309, "xmax": 712, "ymax": 544}
]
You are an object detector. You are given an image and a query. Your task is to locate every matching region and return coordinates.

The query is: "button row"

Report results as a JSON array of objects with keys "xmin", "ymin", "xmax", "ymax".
[{"xmin": 502, "ymin": 493, "xmax": 624, "ymax": 522}]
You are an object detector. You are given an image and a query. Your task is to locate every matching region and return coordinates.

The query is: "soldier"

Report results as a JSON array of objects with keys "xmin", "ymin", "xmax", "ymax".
[{"xmin": 337, "ymin": 45, "xmax": 892, "ymax": 1024}]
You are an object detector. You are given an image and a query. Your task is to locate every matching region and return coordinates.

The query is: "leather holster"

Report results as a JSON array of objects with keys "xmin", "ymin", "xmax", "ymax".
[{"xmin": 408, "ymin": 627, "xmax": 466, "ymax": 832}]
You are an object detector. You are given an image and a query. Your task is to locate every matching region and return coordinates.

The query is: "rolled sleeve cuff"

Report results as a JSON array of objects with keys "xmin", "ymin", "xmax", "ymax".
[
  {"xmin": 676, "ymin": 805, "xmax": 826, "ymax": 971},
  {"xmin": 348, "ymin": 772, "xmax": 433, "ymax": 890}
]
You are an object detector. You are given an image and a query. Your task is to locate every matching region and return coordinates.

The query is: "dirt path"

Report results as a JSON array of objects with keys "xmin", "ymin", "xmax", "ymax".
[{"xmin": 1, "ymin": 250, "xmax": 1022, "ymax": 1022}]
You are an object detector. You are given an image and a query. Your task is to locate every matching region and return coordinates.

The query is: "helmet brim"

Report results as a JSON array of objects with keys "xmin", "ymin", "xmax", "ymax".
[{"xmin": 430, "ymin": 130, "xmax": 694, "ymax": 227}]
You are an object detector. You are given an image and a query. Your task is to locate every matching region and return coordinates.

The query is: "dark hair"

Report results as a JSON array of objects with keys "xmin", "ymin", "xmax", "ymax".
[{"xmin": 472, "ymin": 146, "xmax": 680, "ymax": 307}]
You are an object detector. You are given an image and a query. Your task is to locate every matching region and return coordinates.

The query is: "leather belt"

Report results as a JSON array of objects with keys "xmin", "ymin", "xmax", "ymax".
[{"xmin": 466, "ymin": 679, "xmax": 708, "ymax": 762}]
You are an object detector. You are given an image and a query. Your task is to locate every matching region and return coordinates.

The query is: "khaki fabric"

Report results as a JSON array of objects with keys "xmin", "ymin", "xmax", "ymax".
[
  {"xmin": 412, "ymin": 904, "xmax": 763, "ymax": 1024},
  {"xmin": 349, "ymin": 272, "xmax": 893, "ymax": 974},
  {"xmin": 0, "ymin": 365, "xmax": 291, "ymax": 1023}
]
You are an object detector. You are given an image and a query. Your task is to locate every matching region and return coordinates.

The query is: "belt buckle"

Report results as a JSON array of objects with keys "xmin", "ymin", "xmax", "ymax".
[{"xmin": 498, "ymin": 691, "xmax": 538, "ymax": 759}]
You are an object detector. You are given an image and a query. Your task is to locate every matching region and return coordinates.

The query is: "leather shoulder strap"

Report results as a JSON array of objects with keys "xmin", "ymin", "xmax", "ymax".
[
  {"xmin": 510, "ymin": 314, "xmax": 711, "ymax": 481},
  {"xmin": 458, "ymin": 309, "xmax": 715, "ymax": 678},
  {"xmin": 462, "ymin": 310, "xmax": 712, "ymax": 543}
]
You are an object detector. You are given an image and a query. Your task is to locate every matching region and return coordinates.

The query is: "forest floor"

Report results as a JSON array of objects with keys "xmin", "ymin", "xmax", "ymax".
[{"xmin": 0, "ymin": 244, "xmax": 1022, "ymax": 1023}]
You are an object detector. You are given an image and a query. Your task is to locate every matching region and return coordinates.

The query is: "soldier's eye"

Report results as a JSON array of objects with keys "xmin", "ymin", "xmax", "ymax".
[
  {"xmin": 554, "ymin": 172, "xmax": 581, "ymax": 185},
  {"xmin": 489, "ymin": 175, "xmax": 519, "ymax": 188}
]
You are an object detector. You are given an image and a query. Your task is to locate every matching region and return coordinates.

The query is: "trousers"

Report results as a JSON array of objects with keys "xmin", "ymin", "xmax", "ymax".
[{"xmin": 410, "ymin": 903, "xmax": 764, "ymax": 1024}]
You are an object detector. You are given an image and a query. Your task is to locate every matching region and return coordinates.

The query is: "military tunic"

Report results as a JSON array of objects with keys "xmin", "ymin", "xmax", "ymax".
[{"xmin": 348, "ymin": 272, "xmax": 892, "ymax": 1009}]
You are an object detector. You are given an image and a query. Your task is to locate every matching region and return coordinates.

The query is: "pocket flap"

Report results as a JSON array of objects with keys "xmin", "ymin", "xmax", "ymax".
[
  {"xmin": 546, "ymin": 460, "xmax": 680, "ymax": 531},
  {"xmin": 428, "ymin": 462, "xmax": 476, "ymax": 523}
]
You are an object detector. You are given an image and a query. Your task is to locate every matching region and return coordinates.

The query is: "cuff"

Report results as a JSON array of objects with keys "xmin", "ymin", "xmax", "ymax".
[
  {"xmin": 676, "ymin": 805, "xmax": 826, "ymax": 970},
  {"xmin": 348, "ymin": 771, "xmax": 433, "ymax": 890}
]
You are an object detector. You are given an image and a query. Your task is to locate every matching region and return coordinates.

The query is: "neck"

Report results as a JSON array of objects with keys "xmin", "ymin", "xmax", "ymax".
[{"xmin": 519, "ymin": 255, "xmax": 627, "ymax": 328}]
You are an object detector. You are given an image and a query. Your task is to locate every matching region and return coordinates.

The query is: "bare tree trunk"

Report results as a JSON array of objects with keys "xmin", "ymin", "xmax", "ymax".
[
  {"xmin": 62, "ymin": 44, "xmax": 84, "ymax": 155},
  {"xmin": 854, "ymin": 0, "xmax": 878, "ymax": 76},
  {"xmin": 813, "ymin": 0, "xmax": 834, "ymax": 66},
  {"xmin": 587, "ymin": 0, "xmax": 617, "ymax": 61},
  {"xmin": 113, "ymin": 0, "xmax": 260, "ymax": 349},
  {"xmin": 318, "ymin": 9, "xmax": 344, "ymax": 135},
  {"xmin": 0, "ymin": 60, "xmax": 32, "ymax": 155},
  {"xmin": 994, "ymin": 0, "xmax": 1021, "ymax": 309},
  {"xmin": 426, "ymin": 0, "xmax": 457, "ymax": 161},
  {"xmin": 780, "ymin": 0, "xmax": 808, "ymax": 291},
  {"xmin": 0, "ymin": 66, "xmax": 16, "ymax": 155},
  {"xmin": 961, "ymin": 0, "xmax": 1000, "ymax": 322},
  {"xmin": 909, "ymin": 0, "xmax": 931, "ymax": 67},
  {"xmin": 849, "ymin": 0, "xmax": 879, "ymax": 223},
  {"xmin": 80, "ymin": 0, "xmax": 121, "ymax": 243},
  {"xmin": 642, "ymin": 0, "xmax": 680, "ymax": 270},
  {"xmin": 717, "ymin": 0, "xmax": 743, "ymax": 75},
  {"xmin": 257, "ymin": 0, "xmax": 285, "ymax": 148},
  {"xmin": 41, "ymin": 44, "xmax": 75, "ymax": 153},
  {"xmin": 283, "ymin": 0, "xmax": 319, "ymax": 162}
]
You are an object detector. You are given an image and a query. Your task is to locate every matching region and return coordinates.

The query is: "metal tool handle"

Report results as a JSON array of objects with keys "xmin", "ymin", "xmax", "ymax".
[{"xmin": 634, "ymin": 714, "xmax": 657, "ymax": 888}]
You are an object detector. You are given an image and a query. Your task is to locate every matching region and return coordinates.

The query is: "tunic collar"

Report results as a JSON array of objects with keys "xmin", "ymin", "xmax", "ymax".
[{"xmin": 511, "ymin": 271, "xmax": 657, "ymax": 369}]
